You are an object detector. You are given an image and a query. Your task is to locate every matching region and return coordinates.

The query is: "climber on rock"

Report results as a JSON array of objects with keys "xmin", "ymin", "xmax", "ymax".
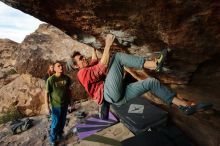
[{"xmin": 71, "ymin": 34, "xmax": 212, "ymax": 120}]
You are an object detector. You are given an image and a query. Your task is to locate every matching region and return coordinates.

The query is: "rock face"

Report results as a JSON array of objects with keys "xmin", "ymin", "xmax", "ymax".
[
  {"xmin": 0, "ymin": 39, "xmax": 19, "ymax": 89},
  {"xmin": 0, "ymin": 39, "xmax": 18, "ymax": 69},
  {"xmin": 15, "ymin": 24, "xmax": 94, "ymax": 78},
  {"xmin": 0, "ymin": 74, "xmax": 45, "ymax": 116},
  {"xmin": 0, "ymin": 39, "xmax": 20, "ymax": 104},
  {"xmin": 1, "ymin": 0, "xmax": 220, "ymax": 84}
]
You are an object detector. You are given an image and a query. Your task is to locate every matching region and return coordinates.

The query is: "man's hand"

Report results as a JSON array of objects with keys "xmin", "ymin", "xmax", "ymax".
[{"xmin": 105, "ymin": 34, "xmax": 115, "ymax": 47}]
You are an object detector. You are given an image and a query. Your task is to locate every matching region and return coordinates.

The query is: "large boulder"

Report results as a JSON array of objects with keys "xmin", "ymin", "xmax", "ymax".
[
  {"xmin": 0, "ymin": 39, "xmax": 18, "ymax": 74},
  {"xmin": 0, "ymin": 39, "xmax": 18, "ymax": 67},
  {"xmin": 0, "ymin": 39, "xmax": 20, "ymax": 89},
  {"xmin": 0, "ymin": 74, "xmax": 45, "ymax": 116},
  {"xmin": 15, "ymin": 24, "xmax": 94, "ymax": 78}
]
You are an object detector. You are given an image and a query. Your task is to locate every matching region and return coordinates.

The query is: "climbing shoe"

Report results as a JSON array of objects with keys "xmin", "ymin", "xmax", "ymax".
[
  {"xmin": 195, "ymin": 102, "xmax": 213, "ymax": 111},
  {"xmin": 179, "ymin": 102, "xmax": 213, "ymax": 115},
  {"xmin": 178, "ymin": 105, "xmax": 197, "ymax": 115},
  {"xmin": 155, "ymin": 48, "xmax": 168, "ymax": 72}
]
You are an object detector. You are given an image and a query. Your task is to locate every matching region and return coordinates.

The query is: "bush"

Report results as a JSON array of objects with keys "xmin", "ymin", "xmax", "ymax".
[{"xmin": 0, "ymin": 106, "xmax": 23, "ymax": 124}]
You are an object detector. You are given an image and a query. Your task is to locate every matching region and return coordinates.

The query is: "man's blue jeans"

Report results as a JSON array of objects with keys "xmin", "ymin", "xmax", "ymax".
[
  {"xmin": 104, "ymin": 52, "xmax": 176, "ymax": 106},
  {"xmin": 50, "ymin": 105, "xmax": 68, "ymax": 143}
]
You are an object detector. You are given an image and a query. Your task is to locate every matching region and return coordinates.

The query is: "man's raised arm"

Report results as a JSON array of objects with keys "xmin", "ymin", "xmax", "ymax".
[
  {"xmin": 100, "ymin": 34, "xmax": 115, "ymax": 66},
  {"xmin": 91, "ymin": 48, "xmax": 98, "ymax": 61}
]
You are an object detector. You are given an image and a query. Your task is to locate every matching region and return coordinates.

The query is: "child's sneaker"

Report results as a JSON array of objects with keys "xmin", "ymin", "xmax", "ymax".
[
  {"xmin": 50, "ymin": 142, "xmax": 56, "ymax": 146},
  {"xmin": 57, "ymin": 134, "xmax": 65, "ymax": 141}
]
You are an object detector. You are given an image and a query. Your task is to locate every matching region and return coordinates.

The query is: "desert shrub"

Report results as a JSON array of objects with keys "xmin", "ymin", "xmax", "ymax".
[{"xmin": 0, "ymin": 106, "xmax": 23, "ymax": 124}]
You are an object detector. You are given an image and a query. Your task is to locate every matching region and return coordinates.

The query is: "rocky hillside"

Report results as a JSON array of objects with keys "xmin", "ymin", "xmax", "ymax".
[
  {"xmin": 0, "ymin": 24, "xmax": 94, "ymax": 117},
  {"xmin": 16, "ymin": 24, "xmax": 94, "ymax": 78}
]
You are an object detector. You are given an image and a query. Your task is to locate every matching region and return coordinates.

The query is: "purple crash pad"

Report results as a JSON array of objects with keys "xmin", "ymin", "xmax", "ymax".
[{"xmin": 75, "ymin": 112, "xmax": 118, "ymax": 139}]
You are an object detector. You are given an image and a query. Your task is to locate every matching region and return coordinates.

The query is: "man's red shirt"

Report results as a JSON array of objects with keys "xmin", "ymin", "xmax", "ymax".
[{"xmin": 77, "ymin": 60, "xmax": 107, "ymax": 105}]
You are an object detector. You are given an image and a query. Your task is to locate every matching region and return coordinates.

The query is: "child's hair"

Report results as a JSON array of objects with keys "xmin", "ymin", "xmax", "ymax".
[
  {"xmin": 47, "ymin": 63, "xmax": 54, "ymax": 77},
  {"xmin": 53, "ymin": 61, "xmax": 62, "ymax": 66},
  {"xmin": 53, "ymin": 61, "xmax": 66, "ymax": 73}
]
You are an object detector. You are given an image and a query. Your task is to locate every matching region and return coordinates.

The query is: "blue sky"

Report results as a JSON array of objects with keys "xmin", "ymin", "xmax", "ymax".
[{"xmin": 0, "ymin": 2, "xmax": 43, "ymax": 43}]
